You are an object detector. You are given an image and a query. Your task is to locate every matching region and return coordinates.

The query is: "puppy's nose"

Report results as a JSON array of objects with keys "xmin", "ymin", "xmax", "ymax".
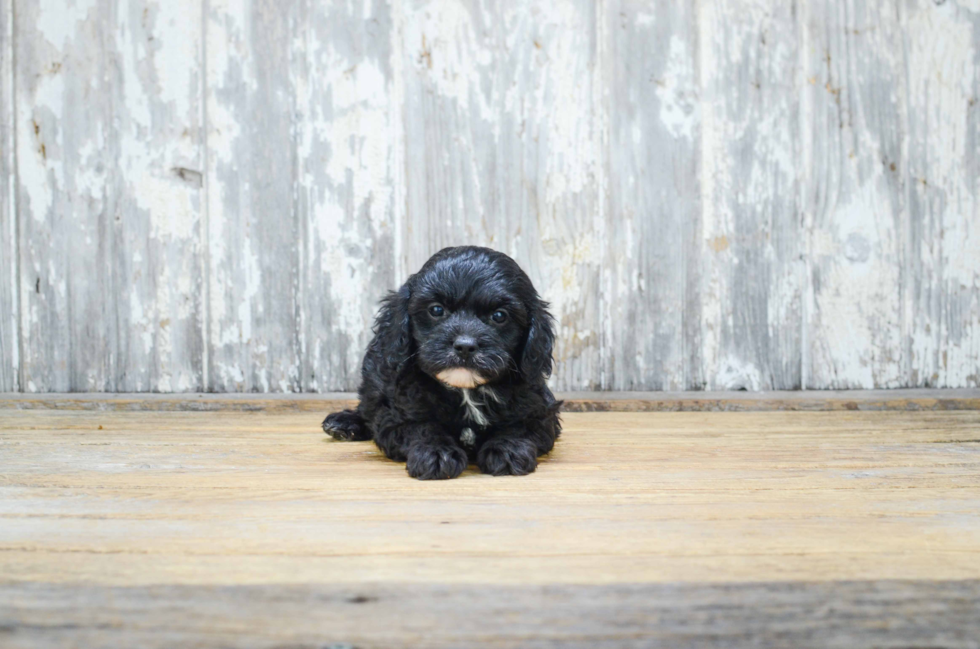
[{"xmin": 453, "ymin": 335, "xmax": 478, "ymax": 357}]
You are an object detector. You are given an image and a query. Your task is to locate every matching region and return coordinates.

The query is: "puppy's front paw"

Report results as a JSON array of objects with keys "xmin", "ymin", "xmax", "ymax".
[
  {"xmin": 406, "ymin": 442, "xmax": 468, "ymax": 480},
  {"xmin": 322, "ymin": 409, "xmax": 368, "ymax": 441},
  {"xmin": 477, "ymin": 438, "xmax": 537, "ymax": 476}
]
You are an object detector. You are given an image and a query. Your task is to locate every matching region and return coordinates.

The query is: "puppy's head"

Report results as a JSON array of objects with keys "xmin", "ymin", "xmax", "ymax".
[{"xmin": 378, "ymin": 246, "xmax": 554, "ymax": 388}]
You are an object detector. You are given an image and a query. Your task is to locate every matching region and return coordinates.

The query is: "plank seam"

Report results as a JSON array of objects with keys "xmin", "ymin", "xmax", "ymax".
[
  {"xmin": 696, "ymin": 0, "xmax": 711, "ymax": 390},
  {"xmin": 106, "ymin": 10, "xmax": 120, "ymax": 392},
  {"xmin": 595, "ymin": 0, "xmax": 608, "ymax": 390},
  {"xmin": 391, "ymin": 0, "xmax": 405, "ymax": 287},
  {"xmin": 294, "ymin": 1, "xmax": 306, "ymax": 392},
  {"xmin": 201, "ymin": 0, "xmax": 211, "ymax": 393},
  {"xmin": 799, "ymin": 0, "xmax": 811, "ymax": 391},
  {"xmin": 690, "ymin": 0, "xmax": 702, "ymax": 391},
  {"xmin": 898, "ymin": 0, "xmax": 915, "ymax": 388},
  {"xmin": 9, "ymin": 0, "xmax": 20, "ymax": 393}
]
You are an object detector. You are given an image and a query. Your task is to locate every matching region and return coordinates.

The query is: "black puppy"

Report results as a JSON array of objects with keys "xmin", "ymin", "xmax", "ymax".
[{"xmin": 322, "ymin": 246, "xmax": 561, "ymax": 480}]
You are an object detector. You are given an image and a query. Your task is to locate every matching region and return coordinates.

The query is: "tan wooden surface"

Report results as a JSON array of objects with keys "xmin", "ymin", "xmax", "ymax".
[
  {"xmin": 3, "ymin": 408, "xmax": 979, "ymax": 584},
  {"xmin": 2, "ymin": 408, "xmax": 980, "ymax": 646}
]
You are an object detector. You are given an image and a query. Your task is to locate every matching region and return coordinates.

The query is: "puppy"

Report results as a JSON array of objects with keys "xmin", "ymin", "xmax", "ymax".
[{"xmin": 322, "ymin": 246, "xmax": 561, "ymax": 480}]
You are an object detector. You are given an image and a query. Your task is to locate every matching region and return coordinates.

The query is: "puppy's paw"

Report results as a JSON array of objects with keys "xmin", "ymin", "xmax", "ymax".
[
  {"xmin": 477, "ymin": 438, "xmax": 538, "ymax": 476},
  {"xmin": 323, "ymin": 409, "xmax": 369, "ymax": 441},
  {"xmin": 406, "ymin": 442, "xmax": 468, "ymax": 480}
]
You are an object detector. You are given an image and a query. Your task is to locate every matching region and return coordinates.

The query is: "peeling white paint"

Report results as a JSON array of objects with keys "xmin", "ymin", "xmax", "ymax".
[
  {"xmin": 656, "ymin": 35, "xmax": 698, "ymax": 141},
  {"xmin": 715, "ymin": 355, "xmax": 763, "ymax": 391},
  {"xmin": 5, "ymin": 0, "xmax": 979, "ymax": 392},
  {"xmin": 1, "ymin": 0, "xmax": 16, "ymax": 390},
  {"xmin": 36, "ymin": 0, "xmax": 97, "ymax": 50},
  {"xmin": 813, "ymin": 182, "xmax": 905, "ymax": 388}
]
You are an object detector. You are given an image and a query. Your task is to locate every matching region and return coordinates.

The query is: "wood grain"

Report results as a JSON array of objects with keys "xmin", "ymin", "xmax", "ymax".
[
  {"xmin": 109, "ymin": 0, "xmax": 207, "ymax": 393},
  {"xmin": 603, "ymin": 0, "xmax": 702, "ymax": 391},
  {"xmin": 1, "ymin": 407, "xmax": 979, "ymax": 646},
  {"xmin": 294, "ymin": 0, "xmax": 397, "ymax": 392},
  {"xmin": 205, "ymin": 0, "xmax": 398, "ymax": 393},
  {"xmin": 905, "ymin": 0, "xmax": 980, "ymax": 389},
  {"xmin": 699, "ymin": 0, "xmax": 804, "ymax": 390},
  {"xmin": 2, "ymin": 0, "xmax": 979, "ymax": 392},
  {"xmin": 206, "ymin": 0, "xmax": 300, "ymax": 392},
  {"xmin": 16, "ymin": 0, "xmax": 115, "ymax": 391},
  {"xmin": 399, "ymin": 0, "xmax": 604, "ymax": 390},
  {"xmin": 804, "ymin": 0, "xmax": 908, "ymax": 389},
  {"xmin": 2, "ymin": 580, "xmax": 979, "ymax": 649},
  {"xmin": 0, "ymin": 0, "xmax": 15, "ymax": 391},
  {"xmin": 15, "ymin": 0, "xmax": 206, "ymax": 392},
  {"xmin": 1, "ymin": 409, "xmax": 979, "ymax": 586}
]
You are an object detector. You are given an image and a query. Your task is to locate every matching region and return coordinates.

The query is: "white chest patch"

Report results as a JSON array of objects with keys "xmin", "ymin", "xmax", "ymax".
[
  {"xmin": 460, "ymin": 388, "xmax": 489, "ymax": 427},
  {"xmin": 460, "ymin": 427, "xmax": 477, "ymax": 447},
  {"xmin": 458, "ymin": 386, "xmax": 502, "ymax": 428}
]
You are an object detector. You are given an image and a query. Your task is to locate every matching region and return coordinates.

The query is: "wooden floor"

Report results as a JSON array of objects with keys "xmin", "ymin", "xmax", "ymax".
[{"xmin": 2, "ymin": 401, "xmax": 980, "ymax": 647}]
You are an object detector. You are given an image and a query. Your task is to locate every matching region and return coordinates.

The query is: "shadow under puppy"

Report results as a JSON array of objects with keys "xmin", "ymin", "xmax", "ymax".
[{"xmin": 323, "ymin": 246, "xmax": 562, "ymax": 480}]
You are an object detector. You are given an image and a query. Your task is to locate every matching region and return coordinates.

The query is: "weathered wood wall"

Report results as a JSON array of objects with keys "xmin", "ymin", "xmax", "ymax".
[
  {"xmin": 1, "ymin": 0, "xmax": 977, "ymax": 393},
  {"xmin": 1, "ymin": 0, "xmax": 16, "ymax": 393}
]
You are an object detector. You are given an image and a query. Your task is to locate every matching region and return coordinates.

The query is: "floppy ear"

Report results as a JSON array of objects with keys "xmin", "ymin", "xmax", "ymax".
[
  {"xmin": 372, "ymin": 283, "xmax": 413, "ymax": 371},
  {"xmin": 520, "ymin": 298, "xmax": 556, "ymax": 381}
]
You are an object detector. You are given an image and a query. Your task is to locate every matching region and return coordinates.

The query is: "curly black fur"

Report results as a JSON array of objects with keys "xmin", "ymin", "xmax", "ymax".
[{"xmin": 322, "ymin": 246, "xmax": 562, "ymax": 480}]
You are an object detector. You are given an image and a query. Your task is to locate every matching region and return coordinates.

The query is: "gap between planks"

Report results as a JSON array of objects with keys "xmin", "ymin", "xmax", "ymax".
[{"xmin": 0, "ymin": 388, "xmax": 978, "ymax": 412}]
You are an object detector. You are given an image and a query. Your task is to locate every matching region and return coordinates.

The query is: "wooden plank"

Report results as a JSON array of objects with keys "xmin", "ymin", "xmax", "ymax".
[
  {"xmin": 2, "ymin": 580, "xmax": 979, "ymax": 649},
  {"xmin": 109, "ymin": 0, "xmax": 207, "ymax": 392},
  {"xmin": 4, "ymin": 0, "xmax": 979, "ymax": 396},
  {"xmin": 294, "ymin": 0, "xmax": 397, "ymax": 392},
  {"xmin": 558, "ymin": 388, "xmax": 980, "ymax": 412},
  {"xmin": 2, "ymin": 388, "xmax": 980, "ymax": 412},
  {"xmin": 205, "ymin": 0, "xmax": 300, "ymax": 392},
  {"xmin": 1, "ymin": 409, "xmax": 979, "ymax": 586},
  {"xmin": 699, "ymin": 0, "xmax": 803, "ymax": 390},
  {"xmin": 399, "ymin": 0, "xmax": 603, "ymax": 390},
  {"xmin": 207, "ymin": 0, "xmax": 400, "ymax": 393},
  {"xmin": 15, "ymin": 0, "xmax": 114, "ymax": 391},
  {"xmin": 2, "ymin": 408, "xmax": 979, "ymax": 644},
  {"xmin": 14, "ymin": 0, "xmax": 205, "ymax": 392},
  {"xmin": 0, "ymin": 392, "xmax": 359, "ymax": 412},
  {"xmin": 602, "ymin": 1, "xmax": 701, "ymax": 390},
  {"xmin": 0, "ymin": 0, "xmax": 16, "ymax": 391},
  {"xmin": 905, "ymin": 0, "xmax": 980, "ymax": 388},
  {"xmin": 804, "ymin": 0, "xmax": 908, "ymax": 388}
]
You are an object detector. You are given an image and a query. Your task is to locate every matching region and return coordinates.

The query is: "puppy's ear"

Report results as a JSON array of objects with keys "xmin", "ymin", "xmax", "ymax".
[
  {"xmin": 520, "ymin": 298, "xmax": 556, "ymax": 381},
  {"xmin": 373, "ymin": 283, "xmax": 413, "ymax": 371}
]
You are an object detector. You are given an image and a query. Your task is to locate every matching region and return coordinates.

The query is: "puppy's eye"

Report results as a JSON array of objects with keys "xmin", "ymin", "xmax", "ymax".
[
  {"xmin": 428, "ymin": 304, "xmax": 445, "ymax": 318},
  {"xmin": 491, "ymin": 310, "xmax": 508, "ymax": 324}
]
